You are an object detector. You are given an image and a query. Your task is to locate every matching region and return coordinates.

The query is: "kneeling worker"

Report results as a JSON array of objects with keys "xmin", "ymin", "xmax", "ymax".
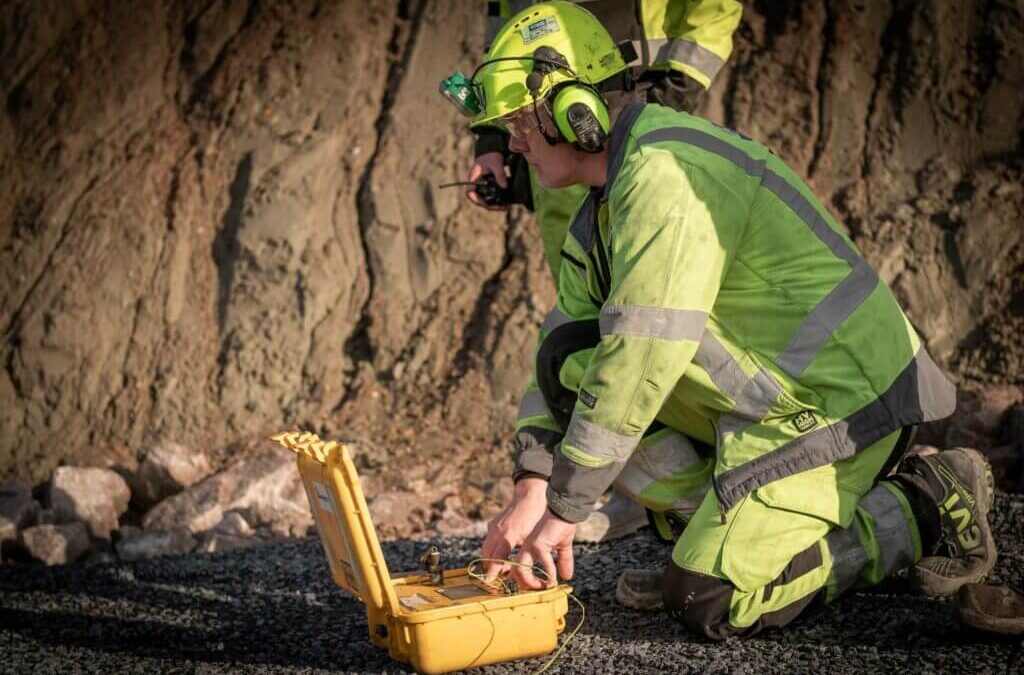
[{"xmin": 441, "ymin": 2, "xmax": 996, "ymax": 638}]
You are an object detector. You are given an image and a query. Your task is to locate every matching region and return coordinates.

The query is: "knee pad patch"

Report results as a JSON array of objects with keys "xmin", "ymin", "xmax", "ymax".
[{"xmin": 663, "ymin": 563, "xmax": 736, "ymax": 641}]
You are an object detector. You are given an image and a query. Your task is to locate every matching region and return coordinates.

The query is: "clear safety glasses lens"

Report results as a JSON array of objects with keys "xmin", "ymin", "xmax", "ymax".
[{"xmin": 498, "ymin": 102, "xmax": 549, "ymax": 140}]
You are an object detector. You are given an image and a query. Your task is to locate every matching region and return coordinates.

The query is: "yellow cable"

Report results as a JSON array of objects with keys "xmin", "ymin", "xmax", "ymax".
[{"xmin": 466, "ymin": 558, "xmax": 586, "ymax": 674}]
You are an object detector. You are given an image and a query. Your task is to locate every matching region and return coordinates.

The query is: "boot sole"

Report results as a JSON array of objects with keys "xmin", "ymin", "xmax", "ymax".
[
  {"xmin": 909, "ymin": 448, "xmax": 998, "ymax": 597},
  {"xmin": 955, "ymin": 584, "xmax": 1024, "ymax": 635}
]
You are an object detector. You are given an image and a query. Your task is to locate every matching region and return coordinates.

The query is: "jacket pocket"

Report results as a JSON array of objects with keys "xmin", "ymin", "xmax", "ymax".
[{"xmin": 755, "ymin": 464, "xmax": 857, "ymax": 528}]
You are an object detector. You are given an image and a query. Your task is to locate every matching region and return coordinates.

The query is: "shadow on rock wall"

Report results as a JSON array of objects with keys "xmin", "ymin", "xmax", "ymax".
[{"xmin": 1, "ymin": 0, "xmax": 1021, "ymax": 484}]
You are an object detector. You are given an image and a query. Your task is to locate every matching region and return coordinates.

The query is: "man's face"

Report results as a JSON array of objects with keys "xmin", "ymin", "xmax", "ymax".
[{"xmin": 503, "ymin": 103, "xmax": 582, "ymax": 189}]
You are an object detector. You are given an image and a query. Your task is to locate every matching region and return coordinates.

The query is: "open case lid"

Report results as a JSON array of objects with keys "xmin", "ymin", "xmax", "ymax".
[{"xmin": 272, "ymin": 431, "xmax": 399, "ymax": 615}]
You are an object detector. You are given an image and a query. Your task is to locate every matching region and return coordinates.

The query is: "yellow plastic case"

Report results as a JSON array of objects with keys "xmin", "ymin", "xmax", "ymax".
[{"xmin": 272, "ymin": 432, "xmax": 570, "ymax": 674}]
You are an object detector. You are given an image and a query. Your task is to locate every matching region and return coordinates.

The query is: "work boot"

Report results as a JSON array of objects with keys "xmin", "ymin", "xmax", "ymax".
[
  {"xmin": 615, "ymin": 568, "xmax": 664, "ymax": 611},
  {"xmin": 574, "ymin": 490, "xmax": 648, "ymax": 543},
  {"xmin": 892, "ymin": 447, "xmax": 997, "ymax": 597},
  {"xmin": 955, "ymin": 583, "xmax": 1024, "ymax": 635}
]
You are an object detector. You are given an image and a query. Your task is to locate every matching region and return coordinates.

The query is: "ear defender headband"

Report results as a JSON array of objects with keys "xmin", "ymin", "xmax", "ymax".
[{"xmin": 525, "ymin": 46, "xmax": 610, "ymax": 153}]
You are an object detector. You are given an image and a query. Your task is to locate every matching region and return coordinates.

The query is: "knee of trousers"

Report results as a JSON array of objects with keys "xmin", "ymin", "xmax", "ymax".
[{"xmin": 662, "ymin": 561, "xmax": 737, "ymax": 641}]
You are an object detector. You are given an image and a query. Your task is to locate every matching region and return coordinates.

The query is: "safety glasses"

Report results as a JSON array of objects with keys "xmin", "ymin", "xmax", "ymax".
[{"xmin": 496, "ymin": 100, "xmax": 553, "ymax": 141}]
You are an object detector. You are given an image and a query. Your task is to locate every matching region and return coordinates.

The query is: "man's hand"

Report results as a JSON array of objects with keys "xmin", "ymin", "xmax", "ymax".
[
  {"xmin": 467, "ymin": 151, "xmax": 508, "ymax": 210},
  {"xmin": 480, "ymin": 477, "xmax": 549, "ymax": 580},
  {"xmin": 513, "ymin": 511, "xmax": 576, "ymax": 590}
]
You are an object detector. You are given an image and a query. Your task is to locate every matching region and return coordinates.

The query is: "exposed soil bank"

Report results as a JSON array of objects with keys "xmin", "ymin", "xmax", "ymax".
[{"xmin": 1, "ymin": 1, "xmax": 1021, "ymax": 496}]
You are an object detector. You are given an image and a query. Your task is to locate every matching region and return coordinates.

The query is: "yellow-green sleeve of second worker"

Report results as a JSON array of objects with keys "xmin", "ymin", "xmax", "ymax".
[{"xmin": 642, "ymin": 0, "xmax": 743, "ymax": 88}]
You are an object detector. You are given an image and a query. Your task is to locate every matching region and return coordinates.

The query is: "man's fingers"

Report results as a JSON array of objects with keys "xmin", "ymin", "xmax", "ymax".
[
  {"xmin": 483, "ymin": 539, "xmax": 511, "ymax": 581},
  {"xmin": 476, "ymin": 152, "xmax": 508, "ymax": 188},
  {"xmin": 514, "ymin": 551, "xmax": 545, "ymax": 591},
  {"xmin": 466, "ymin": 162, "xmax": 487, "ymax": 206},
  {"xmin": 554, "ymin": 540, "xmax": 574, "ymax": 582},
  {"xmin": 486, "ymin": 161, "xmax": 508, "ymax": 187},
  {"xmin": 538, "ymin": 550, "xmax": 558, "ymax": 589}
]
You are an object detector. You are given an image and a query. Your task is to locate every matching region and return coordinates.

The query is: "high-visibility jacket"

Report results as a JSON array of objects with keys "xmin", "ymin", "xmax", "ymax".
[
  {"xmin": 516, "ymin": 103, "xmax": 957, "ymax": 523},
  {"xmin": 487, "ymin": 0, "xmax": 743, "ymax": 88}
]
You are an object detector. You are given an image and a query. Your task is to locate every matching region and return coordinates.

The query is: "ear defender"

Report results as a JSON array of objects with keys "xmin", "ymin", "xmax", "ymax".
[
  {"xmin": 551, "ymin": 85, "xmax": 610, "ymax": 153},
  {"xmin": 526, "ymin": 46, "xmax": 610, "ymax": 153}
]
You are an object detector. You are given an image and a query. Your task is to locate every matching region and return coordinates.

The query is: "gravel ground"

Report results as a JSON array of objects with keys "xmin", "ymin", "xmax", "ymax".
[{"xmin": 2, "ymin": 495, "xmax": 1023, "ymax": 675}]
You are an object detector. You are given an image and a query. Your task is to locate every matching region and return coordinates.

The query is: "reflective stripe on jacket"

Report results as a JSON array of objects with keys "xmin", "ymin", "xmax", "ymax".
[
  {"xmin": 486, "ymin": 0, "xmax": 742, "ymax": 88},
  {"xmin": 538, "ymin": 103, "xmax": 956, "ymax": 523}
]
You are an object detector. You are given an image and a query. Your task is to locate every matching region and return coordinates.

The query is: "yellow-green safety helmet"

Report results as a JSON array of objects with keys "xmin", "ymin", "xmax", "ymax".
[
  {"xmin": 439, "ymin": 1, "xmax": 631, "ymax": 150},
  {"xmin": 471, "ymin": 1, "xmax": 627, "ymax": 125}
]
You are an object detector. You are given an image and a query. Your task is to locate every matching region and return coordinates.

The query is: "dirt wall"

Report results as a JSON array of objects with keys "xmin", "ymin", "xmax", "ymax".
[{"xmin": 1, "ymin": 0, "xmax": 1022, "ymax": 484}]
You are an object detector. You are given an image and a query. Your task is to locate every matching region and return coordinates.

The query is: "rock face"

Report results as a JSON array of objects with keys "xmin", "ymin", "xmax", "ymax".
[
  {"xmin": 21, "ymin": 523, "xmax": 90, "ymax": 566},
  {"xmin": 115, "ymin": 526, "xmax": 197, "ymax": 562},
  {"xmin": 0, "ymin": 482, "xmax": 36, "ymax": 545},
  {"xmin": 49, "ymin": 467, "xmax": 131, "ymax": 540},
  {"xmin": 0, "ymin": 1, "xmax": 1021, "ymax": 488},
  {"xmin": 142, "ymin": 445, "xmax": 311, "ymax": 537},
  {"xmin": 133, "ymin": 442, "xmax": 212, "ymax": 510}
]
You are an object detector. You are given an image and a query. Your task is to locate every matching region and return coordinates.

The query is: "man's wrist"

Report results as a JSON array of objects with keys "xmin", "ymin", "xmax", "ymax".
[
  {"xmin": 546, "ymin": 506, "xmax": 575, "ymax": 524},
  {"xmin": 514, "ymin": 475, "xmax": 548, "ymax": 500}
]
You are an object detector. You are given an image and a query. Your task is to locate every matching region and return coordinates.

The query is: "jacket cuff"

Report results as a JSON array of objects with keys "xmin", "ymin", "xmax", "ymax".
[
  {"xmin": 642, "ymin": 70, "xmax": 706, "ymax": 113},
  {"xmin": 512, "ymin": 427, "xmax": 561, "ymax": 482},
  {"xmin": 545, "ymin": 486, "xmax": 592, "ymax": 523},
  {"xmin": 473, "ymin": 127, "xmax": 509, "ymax": 158},
  {"xmin": 545, "ymin": 415, "xmax": 640, "ymax": 522},
  {"xmin": 546, "ymin": 454, "xmax": 625, "ymax": 523}
]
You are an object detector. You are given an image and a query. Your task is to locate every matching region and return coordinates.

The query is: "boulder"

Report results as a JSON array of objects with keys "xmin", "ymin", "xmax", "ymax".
[
  {"xmin": 1002, "ymin": 405, "xmax": 1024, "ymax": 446},
  {"xmin": 196, "ymin": 511, "xmax": 257, "ymax": 553},
  {"xmin": 980, "ymin": 444, "xmax": 1022, "ymax": 493},
  {"xmin": 0, "ymin": 482, "xmax": 37, "ymax": 545},
  {"xmin": 433, "ymin": 494, "xmax": 486, "ymax": 538},
  {"xmin": 21, "ymin": 523, "xmax": 91, "ymax": 566},
  {"xmin": 132, "ymin": 442, "xmax": 213, "ymax": 510},
  {"xmin": 35, "ymin": 508, "xmax": 58, "ymax": 526},
  {"xmin": 84, "ymin": 551, "xmax": 118, "ymax": 565},
  {"xmin": 49, "ymin": 467, "xmax": 131, "ymax": 540},
  {"xmin": 115, "ymin": 527, "xmax": 197, "ymax": 562},
  {"xmin": 369, "ymin": 491, "xmax": 433, "ymax": 535},
  {"xmin": 143, "ymin": 445, "xmax": 311, "ymax": 537},
  {"xmin": 945, "ymin": 386, "xmax": 1024, "ymax": 451}
]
